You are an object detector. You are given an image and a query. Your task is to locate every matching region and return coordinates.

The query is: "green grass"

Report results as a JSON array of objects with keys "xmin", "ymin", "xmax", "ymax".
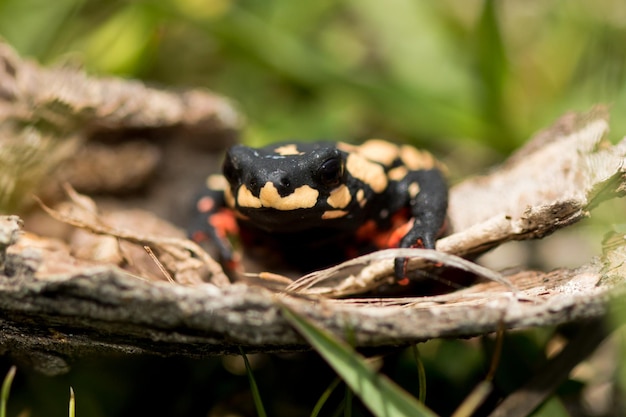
[
  {"xmin": 69, "ymin": 387, "xmax": 76, "ymax": 417},
  {"xmin": 282, "ymin": 304, "xmax": 438, "ymax": 417},
  {"xmin": 310, "ymin": 377, "xmax": 341, "ymax": 417},
  {"xmin": 411, "ymin": 345, "xmax": 427, "ymax": 404},
  {"xmin": 239, "ymin": 348, "xmax": 268, "ymax": 417},
  {"xmin": 1, "ymin": 1, "xmax": 624, "ymax": 155},
  {"xmin": 1, "ymin": 368, "xmax": 79, "ymax": 417},
  {"xmin": 1, "ymin": 366, "xmax": 15, "ymax": 417}
]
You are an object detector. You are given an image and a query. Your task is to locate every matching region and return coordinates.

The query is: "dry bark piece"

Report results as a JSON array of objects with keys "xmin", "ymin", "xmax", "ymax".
[
  {"xmin": 0, "ymin": 216, "xmax": 625, "ymax": 375},
  {"xmin": 53, "ymin": 141, "xmax": 162, "ymax": 194},
  {"xmin": 446, "ymin": 106, "xmax": 622, "ymax": 243},
  {"xmin": 0, "ymin": 42, "xmax": 243, "ymax": 144},
  {"xmin": 0, "ymin": 41, "xmax": 242, "ymax": 211},
  {"xmin": 37, "ymin": 185, "xmax": 229, "ymax": 287}
]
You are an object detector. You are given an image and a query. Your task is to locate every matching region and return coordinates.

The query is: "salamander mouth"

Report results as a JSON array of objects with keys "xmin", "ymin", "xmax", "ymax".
[{"xmin": 236, "ymin": 207, "xmax": 323, "ymax": 233}]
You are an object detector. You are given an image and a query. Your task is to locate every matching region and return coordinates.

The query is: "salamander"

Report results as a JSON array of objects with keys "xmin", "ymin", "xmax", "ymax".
[{"xmin": 189, "ymin": 139, "xmax": 448, "ymax": 280}]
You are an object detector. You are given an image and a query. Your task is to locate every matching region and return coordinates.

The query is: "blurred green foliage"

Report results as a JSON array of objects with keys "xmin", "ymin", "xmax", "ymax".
[{"xmin": 2, "ymin": 0, "xmax": 625, "ymax": 158}]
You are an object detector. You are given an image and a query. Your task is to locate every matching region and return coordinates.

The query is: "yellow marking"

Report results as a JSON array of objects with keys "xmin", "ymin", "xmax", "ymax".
[
  {"xmin": 274, "ymin": 144, "xmax": 304, "ymax": 156},
  {"xmin": 322, "ymin": 210, "xmax": 349, "ymax": 219},
  {"xmin": 336, "ymin": 142, "xmax": 358, "ymax": 153},
  {"xmin": 346, "ymin": 153, "xmax": 388, "ymax": 193},
  {"xmin": 236, "ymin": 182, "xmax": 319, "ymax": 210},
  {"xmin": 408, "ymin": 182, "xmax": 421, "ymax": 199},
  {"xmin": 400, "ymin": 146, "xmax": 436, "ymax": 170},
  {"xmin": 388, "ymin": 166, "xmax": 408, "ymax": 181},
  {"xmin": 259, "ymin": 182, "xmax": 319, "ymax": 210},
  {"xmin": 237, "ymin": 182, "xmax": 319, "ymax": 210},
  {"xmin": 206, "ymin": 174, "xmax": 228, "ymax": 191},
  {"xmin": 224, "ymin": 187, "xmax": 236, "ymax": 208},
  {"xmin": 327, "ymin": 185, "xmax": 351, "ymax": 209},
  {"xmin": 356, "ymin": 189, "xmax": 366, "ymax": 207},
  {"xmin": 237, "ymin": 186, "xmax": 262, "ymax": 208},
  {"xmin": 358, "ymin": 139, "xmax": 400, "ymax": 166}
]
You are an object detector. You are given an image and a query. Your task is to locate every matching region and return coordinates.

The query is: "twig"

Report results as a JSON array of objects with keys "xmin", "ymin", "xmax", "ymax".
[
  {"xmin": 144, "ymin": 246, "xmax": 175, "ymax": 284},
  {"xmin": 487, "ymin": 318, "xmax": 610, "ymax": 417},
  {"xmin": 287, "ymin": 248, "xmax": 517, "ymax": 297}
]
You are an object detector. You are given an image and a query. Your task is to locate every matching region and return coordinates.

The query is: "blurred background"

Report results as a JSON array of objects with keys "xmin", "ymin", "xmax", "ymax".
[
  {"xmin": 1, "ymin": 0, "xmax": 626, "ymax": 415},
  {"xmin": 2, "ymin": 0, "xmax": 626, "ymax": 158}
]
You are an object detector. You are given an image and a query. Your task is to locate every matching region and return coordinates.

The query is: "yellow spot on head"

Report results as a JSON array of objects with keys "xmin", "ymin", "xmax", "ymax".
[
  {"xmin": 274, "ymin": 144, "xmax": 304, "ymax": 156},
  {"xmin": 236, "ymin": 183, "xmax": 320, "ymax": 210},
  {"xmin": 237, "ymin": 186, "xmax": 262, "ymax": 208},
  {"xmin": 346, "ymin": 153, "xmax": 388, "ymax": 193},
  {"xmin": 322, "ymin": 210, "xmax": 349, "ymax": 219},
  {"xmin": 327, "ymin": 185, "xmax": 352, "ymax": 209},
  {"xmin": 358, "ymin": 139, "xmax": 400, "ymax": 166},
  {"xmin": 259, "ymin": 182, "xmax": 319, "ymax": 210}
]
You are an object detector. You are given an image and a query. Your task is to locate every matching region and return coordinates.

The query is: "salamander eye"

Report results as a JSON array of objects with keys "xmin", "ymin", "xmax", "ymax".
[{"xmin": 317, "ymin": 156, "xmax": 343, "ymax": 187}]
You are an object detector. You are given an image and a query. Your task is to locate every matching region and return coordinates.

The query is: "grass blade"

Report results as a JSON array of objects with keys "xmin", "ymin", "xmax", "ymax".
[
  {"xmin": 69, "ymin": 387, "xmax": 75, "ymax": 417},
  {"xmin": 281, "ymin": 305, "xmax": 438, "ymax": 417},
  {"xmin": 343, "ymin": 384, "xmax": 352, "ymax": 417},
  {"xmin": 1, "ymin": 366, "xmax": 16, "ymax": 417},
  {"xmin": 451, "ymin": 326, "xmax": 503, "ymax": 417},
  {"xmin": 451, "ymin": 380, "xmax": 493, "ymax": 417},
  {"xmin": 239, "ymin": 347, "xmax": 267, "ymax": 417},
  {"xmin": 311, "ymin": 377, "xmax": 341, "ymax": 417},
  {"xmin": 411, "ymin": 346, "xmax": 427, "ymax": 403}
]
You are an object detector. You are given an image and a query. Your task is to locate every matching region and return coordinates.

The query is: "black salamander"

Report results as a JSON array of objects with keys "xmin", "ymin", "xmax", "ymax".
[{"xmin": 189, "ymin": 139, "xmax": 448, "ymax": 281}]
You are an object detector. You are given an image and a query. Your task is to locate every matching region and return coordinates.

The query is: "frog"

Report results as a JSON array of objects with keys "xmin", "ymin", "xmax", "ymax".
[{"xmin": 189, "ymin": 139, "xmax": 448, "ymax": 280}]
